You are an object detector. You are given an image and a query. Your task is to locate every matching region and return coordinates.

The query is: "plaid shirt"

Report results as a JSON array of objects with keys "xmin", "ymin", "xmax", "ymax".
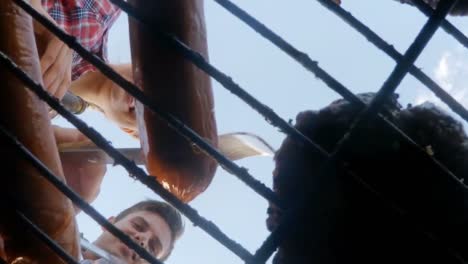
[{"xmin": 42, "ymin": 0, "xmax": 121, "ymax": 80}]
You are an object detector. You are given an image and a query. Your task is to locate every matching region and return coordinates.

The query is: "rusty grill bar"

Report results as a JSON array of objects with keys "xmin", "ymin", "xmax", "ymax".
[
  {"xmin": 112, "ymin": 0, "xmax": 466, "ymax": 193},
  {"xmin": 314, "ymin": 0, "xmax": 468, "ymax": 122},
  {"xmin": 13, "ymin": 209, "xmax": 81, "ymax": 264},
  {"xmin": 0, "ymin": 0, "xmax": 465, "ymax": 263},
  {"xmin": 11, "ymin": 0, "xmax": 282, "ymax": 211},
  {"xmin": 0, "ymin": 118, "xmax": 165, "ymax": 264},
  {"xmin": 412, "ymin": 0, "xmax": 468, "ymax": 48},
  {"xmin": 330, "ymin": 0, "xmax": 457, "ymax": 156},
  {"xmin": 0, "ymin": 49, "xmax": 253, "ymax": 263},
  {"xmin": 210, "ymin": 0, "xmax": 466, "ymax": 183}
]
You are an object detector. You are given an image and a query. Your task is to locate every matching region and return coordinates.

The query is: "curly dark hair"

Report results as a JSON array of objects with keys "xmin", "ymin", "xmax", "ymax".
[
  {"xmin": 396, "ymin": 0, "xmax": 468, "ymax": 16},
  {"xmin": 269, "ymin": 93, "xmax": 468, "ymax": 264}
]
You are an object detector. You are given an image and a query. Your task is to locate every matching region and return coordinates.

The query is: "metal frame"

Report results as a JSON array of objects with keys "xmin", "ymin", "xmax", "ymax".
[{"xmin": 0, "ymin": 0, "xmax": 464, "ymax": 263}]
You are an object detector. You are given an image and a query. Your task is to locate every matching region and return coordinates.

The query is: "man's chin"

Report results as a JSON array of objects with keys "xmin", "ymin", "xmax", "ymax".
[
  {"xmin": 98, "ymin": 242, "xmax": 131, "ymax": 263},
  {"xmin": 116, "ymin": 242, "xmax": 134, "ymax": 263}
]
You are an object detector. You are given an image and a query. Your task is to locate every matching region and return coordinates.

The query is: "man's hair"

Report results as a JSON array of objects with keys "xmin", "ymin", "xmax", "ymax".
[{"xmin": 115, "ymin": 200, "xmax": 184, "ymax": 260}]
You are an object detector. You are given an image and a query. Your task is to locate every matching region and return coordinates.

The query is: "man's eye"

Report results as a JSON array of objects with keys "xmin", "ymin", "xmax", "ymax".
[{"xmin": 132, "ymin": 221, "xmax": 145, "ymax": 232}]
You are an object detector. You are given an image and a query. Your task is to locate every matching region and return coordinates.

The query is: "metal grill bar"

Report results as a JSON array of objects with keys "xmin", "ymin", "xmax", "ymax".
[
  {"xmin": 113, "ymin": 0, "xmax": 468, "ymax": 262},
  {"xmin": 332, "ymin": 0, "xmax": 456, "ymax": 157},
  {"xmin": 213, "ymin": 0, "xmax": 362, "ymax": 106},
  {"xmin": 412, "ymin": 0, "xmax": 468, "ymax": 48},
  {"xmin": 249, "ymin": 0, "xmax": 460, "ymax": 261},
  {"xmin": 251, "ymin": 207, "xmax": 302, "ymax": 263},
  {"xmin": 104, "ymin": 10, "xmax": 449, "ymax": 259},
  {"xmin": 210, "ymin": 0, "xmax": 468, "ymax": 173},
  {"xmin": 4, "ymin": 0, "xmax": 464, "ymax": 263},
  {"xmin": 253, "ymin": 174, "xmax": 386, "ymax": 263},
  {"xmin": 213, "ymin": 0, "xmax": 466, "ymax": 192},
  {"xmin": 253, "ymin": 159, "xmax": 467, "ymax": 264},
  {"xmin": 315, "ymin": 0, "xmax": 468, "ymax": 124},
  {"xmin": 110, "ymin": 7, "xmax": 457, "ymax": 260},
  {"xmin": 30, "ymin": 0, "xmax": 464, "ymax": 260},
  {"xmin": 12, "ymin": 0, "xmax": 282, "ymax": 209},
  {"xmin": 109, "ymin": 0, "xmax": 332, "ymax": 155},
  {"xmin": 0, "ymin": 122, "xmax": 164, "ymax": 264},
  {"xmin": 13, "ymin": 209, "xmax": 80, "ymax": 264},
  {"xmin": 0, "ymin": 51, "xmax": 254, "ymax": 262},
  {"xmin": 0, "ymin": 207, "xmax": 81, "ymax": 264},
  {"xmin": 211, "ymin": 0, "xmax": 447, "ymax": 161}
]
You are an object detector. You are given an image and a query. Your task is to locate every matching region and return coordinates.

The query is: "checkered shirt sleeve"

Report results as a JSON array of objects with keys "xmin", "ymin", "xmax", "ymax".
[{"xmin": 42, "ymin": 0, "xmax": 121, "ymax": 80}]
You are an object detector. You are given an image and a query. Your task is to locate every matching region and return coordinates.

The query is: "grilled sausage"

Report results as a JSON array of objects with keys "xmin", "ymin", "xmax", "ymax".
[
  {"xmin": 128, "ymin": 0, "xmax": 218, "ymax": 202},
  {"xmin": 0, "ymin": 1, "xmax": 79, "ymax": 263}
]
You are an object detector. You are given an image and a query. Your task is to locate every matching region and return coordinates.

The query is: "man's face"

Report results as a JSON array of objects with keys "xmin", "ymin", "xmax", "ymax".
[
  {"xmin": 94, "ymin": 210, "xmax": 173, "ymax": 263},
  {"xmin": 96, "ymin": 64, "xmax": 139, "ymax": 137}
]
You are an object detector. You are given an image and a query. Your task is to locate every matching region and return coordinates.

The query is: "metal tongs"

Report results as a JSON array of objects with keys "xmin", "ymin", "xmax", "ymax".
[
  {"xmin": 80, "ymin": 238, "xmax": 127, "ymax": 264},
  {"xmin": 49, "ymin": 92, "xmax": 89, "ymax": 118},
  {"xmin": 60, "ymin": 132, "xmax": 275, "ymax": 165},
  {"xmin": 56, "ymin": 93, "xmax": 276, "ymax": 163}
]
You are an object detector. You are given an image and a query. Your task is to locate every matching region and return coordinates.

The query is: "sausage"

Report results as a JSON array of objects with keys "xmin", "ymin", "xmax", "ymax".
[
  {"xmin": 0, "ymin": 1, "xmax": 79, "ymax": 263},
  {"xmin": 128, "ymin": 0, "xmax": 218, "ymax": 202}
]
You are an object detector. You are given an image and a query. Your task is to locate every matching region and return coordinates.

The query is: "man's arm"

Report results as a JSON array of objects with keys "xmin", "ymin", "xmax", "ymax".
[
  {"xmin": 69, "ymin": 63, "xmax": 139, "ymax": 138},
  {"xmin": 69, "ymin": 63, "xmax": 132, "ymax": 102},
  {"xmin": 54, "ymin": 126, "xmax": 107, "ymax": 209}
]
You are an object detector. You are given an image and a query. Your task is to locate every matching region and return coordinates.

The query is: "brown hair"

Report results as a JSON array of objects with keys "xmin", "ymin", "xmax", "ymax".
[{"xmin": 115, "ymin": 200, "xmax": 184, "ymax": 260}]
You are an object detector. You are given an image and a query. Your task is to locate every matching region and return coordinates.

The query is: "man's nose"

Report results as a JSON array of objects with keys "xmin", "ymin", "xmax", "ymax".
[
  {"xmin": 128, "ymin": 96, "xmax": 135, "ymax": 109},
  {"xmin": 134, "ymin": 234, "xmax": 148, "ymax": 248}
]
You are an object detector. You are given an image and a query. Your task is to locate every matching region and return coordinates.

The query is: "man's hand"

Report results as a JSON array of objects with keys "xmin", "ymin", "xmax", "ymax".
[
  {"xmin": 54, "ymin": 126, "xmax": 107, "ymax": 207},
  {"xmin": 31, "ymin": 0, "xmax": 72, "ymax": 101},
  {"xmin": 40, "ymin": 36, "xmax": 73, "ymax": 100}
]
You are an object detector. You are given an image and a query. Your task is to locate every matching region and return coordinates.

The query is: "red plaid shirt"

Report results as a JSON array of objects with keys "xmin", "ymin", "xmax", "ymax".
[{"xmin": 42, "ymin": 0, "xmax": 121, "ymax": 80}]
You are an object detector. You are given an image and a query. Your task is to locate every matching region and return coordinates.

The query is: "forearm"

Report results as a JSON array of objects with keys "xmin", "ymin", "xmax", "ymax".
[
  {"xmin": 55, "ymin": 126, "xmax": 105, "ymax": 212},
  {"xmin": 70, "ymin": 64, "xmax": 131, "ymax": 105},
  {"xmin": 69, "ymin": 70, "xmax": 106, "ymax": 100},
  {"xmin": 62, "ymin": 157, "xmax": 104, "ymax": 214}
]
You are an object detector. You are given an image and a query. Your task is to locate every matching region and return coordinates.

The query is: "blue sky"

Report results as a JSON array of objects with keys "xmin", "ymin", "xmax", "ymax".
[{"xmin": 54, "ymin": 1, "xmax": 468, "ymax": 263}]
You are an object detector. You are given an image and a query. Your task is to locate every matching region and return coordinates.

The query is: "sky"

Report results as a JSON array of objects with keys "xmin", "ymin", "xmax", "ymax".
[{"xmin": 54, "ymin": 1, "xmax": 468, "ymax": 263}]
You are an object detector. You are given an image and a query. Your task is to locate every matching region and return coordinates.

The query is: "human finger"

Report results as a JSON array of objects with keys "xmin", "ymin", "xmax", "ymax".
[
  {"xmin": 55, "ymin": 60, "xmax": 72, "ymax": 100},
  {"xmin": 42, "ymin": 40, "xmax": 68, "ymax": 88},
  {"xmin": 40, "ymin": 37, "xmax": 62, "ymax": 75},
  {"xmin": 46, "ymin": 69, "xmax": 62, "ymax": 97},
  {"xmin": 56, "ymin": 48, "xmax": 73, "ymax": 100}
]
